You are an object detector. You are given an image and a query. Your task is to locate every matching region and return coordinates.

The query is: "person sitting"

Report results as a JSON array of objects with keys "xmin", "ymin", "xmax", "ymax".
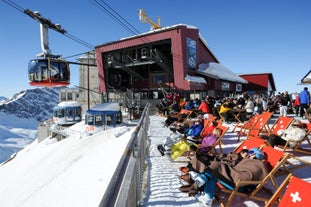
[
  {"xmin": 157, "ymin": 118, "xmax": 203, "ymax": 157},
  {"xmin": 239, "ymin": 97, "xmax": 254, "ymax": 122},
  {"xmin": 156, "ymin": 98, "xmax": 170, "ymax": 116},
  {"xmin": 196, "ymin": 98, "xmax": 211, "ymax": 115},
  {"xmin": 185, "ymin": 118, "xmax": 204, "ymax": 145},
  {"xmin": 200, "ymin": 120, "xmax": 218, "ymax": 138},
  {"xmin": 219, "ymin": 100, "xmax": 235, "ymax": 123},
  {"xmin": 194, "ymin": 127, "xmax": 222, "ymax": 154},
  {"xmin": 260, "ymin": 119, "xmax": 306, "ymax": 147},
  {"xmin": 189, "ymin": 148, "xmax": 268, "ymax": 206}
]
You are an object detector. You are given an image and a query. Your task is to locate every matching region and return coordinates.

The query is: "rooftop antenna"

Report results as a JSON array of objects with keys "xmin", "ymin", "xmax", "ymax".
[{"xmin": 138, "ymin": 9, "xmax": 161, "ymax": 30}]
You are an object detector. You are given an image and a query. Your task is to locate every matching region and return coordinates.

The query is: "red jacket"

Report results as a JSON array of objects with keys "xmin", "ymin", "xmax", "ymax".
[{"xmin": 197, "ymin": 101, "xmax": 210, "ymax": 114}]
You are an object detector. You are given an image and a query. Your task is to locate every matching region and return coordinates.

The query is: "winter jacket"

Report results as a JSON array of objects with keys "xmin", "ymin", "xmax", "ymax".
[
  {"xmin": 199, "ymin": 134, "xmax": 218, "ymax": 153},
  {"xmin": 299, "ymin": 90, "xmax": 310, "ymax": 105},
  {"xmin": 185, "ymin": 123, "xmax": 203, "ymax": 137},
  {"xmin": 277, "ymin": 126, "xmax": 306, "ymax": 147},
  {"xmin": 197, "ymin": 101, "xmax": 210, "ymax": 114}
]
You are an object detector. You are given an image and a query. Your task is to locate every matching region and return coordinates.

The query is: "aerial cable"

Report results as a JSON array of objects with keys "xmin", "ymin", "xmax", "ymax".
[
  {"xmin": 91, "ymin": 0, "xmax": 140, "ymax": 36},
  {"xmin": 90, "ymin": 0, "xmax": 157, "ymax": 46},
  {"xmin": 2, "ymin": 0, "xmax": 95, "ymax": 50},
  {"xmin": 96, "ymin": 0, "xmax": 141, "ymax": 35}
]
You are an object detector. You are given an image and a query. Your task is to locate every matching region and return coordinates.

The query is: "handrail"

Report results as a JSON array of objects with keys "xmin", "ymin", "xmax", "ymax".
[{"xmin": 99, "ymin": 102, "xmax": 150, "ymax": 207}]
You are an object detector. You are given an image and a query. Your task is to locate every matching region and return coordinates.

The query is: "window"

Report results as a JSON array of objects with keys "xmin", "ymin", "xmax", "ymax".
[
  {"xmin": 67, "ymin": 93, "xmax": 73, "ymax": 100},
  {"xmin": 61, "ymin": 93, "xmax": 66, "ymax": 101}
]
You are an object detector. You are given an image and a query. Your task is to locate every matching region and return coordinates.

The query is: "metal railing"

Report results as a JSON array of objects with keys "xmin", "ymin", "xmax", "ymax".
[{"xmin": 99, "ymin": 102, "xmax": 151, "ymax": 207}]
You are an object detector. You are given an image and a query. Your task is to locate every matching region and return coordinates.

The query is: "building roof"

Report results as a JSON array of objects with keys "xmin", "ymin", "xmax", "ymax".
[
  {"xmin": 301, "ymin": 70, "xmax": 311, "ymax": 84},
  {"xmin": 90, "ymin": 102, "xmax": 120, "ymax": 111},
  {"xmin": 197, "ymin": 62, "xmax": 248, "ymax": 84}
]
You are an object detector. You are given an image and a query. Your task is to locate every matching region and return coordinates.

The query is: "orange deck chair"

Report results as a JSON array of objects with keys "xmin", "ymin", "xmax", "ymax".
[
  {"xmin": 279, "ymin": 122, "xmax": 311, "ymax": 155},
  {"xmin": 237, "ymin": 111, "xmax": 273, "ymax": 142},
  {"xmin": 266, "ymin": 116, "xmax": 294, "ymax": 136},
  {"xmin": 265, "ymin": 173, "xmax": 311, "ymax": 207},
  {"xmin": 215, "ymin": 144, "xmax": 290, "ymax": 207},
  {"xmin": 208, "ymin": 124, "xmax": 228, "ymax": 155}
]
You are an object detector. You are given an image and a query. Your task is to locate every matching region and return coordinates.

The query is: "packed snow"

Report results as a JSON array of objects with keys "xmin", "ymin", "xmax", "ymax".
[{"xmin": 0, "ymin": 112, "xmax": 311, "ymax": 207}]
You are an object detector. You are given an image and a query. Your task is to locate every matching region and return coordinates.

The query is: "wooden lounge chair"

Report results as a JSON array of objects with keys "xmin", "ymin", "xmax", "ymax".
[
  {"xmin": 265, "ymin": 173, "xmax": 311, "ymax": 207},
  {"xmin": 208, "ymin": 124, "xmax": 228, "ymax": 155},
  {"xmin": 231, "ymin": 113, "xmax": 259, "ymax": 133},
  {"xmin": 237, "ymin": 111, "xmax": 273, "ymax": 141},
  {"xmin": 215, "ymin": 144, "xmax": 290, "ymax": 207},
  {"xmin": 265, "ymin": 116, "xmax": 293, "ymax": 136},
  {"xmin": 278, "ymin": 122, "xmax": 311, "ymax": 155}
]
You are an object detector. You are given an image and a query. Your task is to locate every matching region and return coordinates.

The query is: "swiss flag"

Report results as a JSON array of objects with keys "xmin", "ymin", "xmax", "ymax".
[{"xmin": 279, "ymin": 176, "xmax": 311, "ymax": 206}]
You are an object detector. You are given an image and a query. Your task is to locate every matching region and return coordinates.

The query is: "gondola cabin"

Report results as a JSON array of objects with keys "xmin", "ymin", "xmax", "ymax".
[
  {"xmin": 53, "ymin": 101, "xmax": 82, "ymax": 125},
  {"xmin": 28, "ymin": 58, "xmax": 70, "ymax": 87},
  {"xmin": 85, "ymin": 102, "xmax": 122, "ymax": 135}
]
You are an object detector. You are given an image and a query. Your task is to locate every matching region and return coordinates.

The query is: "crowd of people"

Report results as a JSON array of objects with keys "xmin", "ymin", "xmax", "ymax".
[{"xmin": 155, "ymin": 87, "xmax": 311, "ymax": 206}]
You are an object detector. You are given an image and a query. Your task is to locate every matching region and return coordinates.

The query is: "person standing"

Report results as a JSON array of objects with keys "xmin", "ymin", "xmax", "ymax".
[
  {"xmin": 293, "ymin": 93, "xmax": 301, "ymax": 117},
  {"xmin": 299, "ymin": 87, "xmax": 310, "ymax": 118},
  {"xmin": 279, "ymin": 91, "xmax": 291, "ymax": 117}
]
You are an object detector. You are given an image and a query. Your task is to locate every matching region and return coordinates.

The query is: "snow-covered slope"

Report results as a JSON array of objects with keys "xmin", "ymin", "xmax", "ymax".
[{"xmin": 0, "ymin": 87, "xmax": 60, "ymax": 162}]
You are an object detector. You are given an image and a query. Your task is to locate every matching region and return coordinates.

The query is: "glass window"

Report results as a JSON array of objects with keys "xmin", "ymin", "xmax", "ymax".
[
  {"xmin": 61, "ymin": 93, "xmax": 66, "ymax": 101},
  {"xmin": 95, "ymin": 115, "xmax": 103, "ymax": 126},
  {"xmin": 67, "ymin": 93, "xmax": 73, "ymax": 100},
  {"xmin": 87, "ymin": 115, "xmax": 94, "ymax": 125}
]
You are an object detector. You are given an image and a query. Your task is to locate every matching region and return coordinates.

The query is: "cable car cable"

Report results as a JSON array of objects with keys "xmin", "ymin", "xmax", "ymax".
[{"xmin": 2, "ymin": 0, "xmax": 95, "ymax": 49}]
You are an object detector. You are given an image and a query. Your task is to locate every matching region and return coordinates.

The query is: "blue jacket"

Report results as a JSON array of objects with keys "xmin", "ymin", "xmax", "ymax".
[
  {"xmin": 185, "ymin": 123, "xmax": 203, "ymax": 137},
  {"xmin": 299, "ymin": 90, "xmax": 310, "ymax": 105}
]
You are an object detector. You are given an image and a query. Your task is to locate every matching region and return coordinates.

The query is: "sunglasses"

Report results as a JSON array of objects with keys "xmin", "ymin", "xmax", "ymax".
[{"xmin": 292, "ymin": 124, "xmax": 301, "ymax": 127}]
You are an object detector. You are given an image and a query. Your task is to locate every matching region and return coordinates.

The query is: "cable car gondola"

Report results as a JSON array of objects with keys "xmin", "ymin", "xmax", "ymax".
[
  {"xmin": 28, "ymin": 58, "xmax": 70, "ymax": 87},
  {"xmin": 53, "ymin": 101, "xmax": 81, "ymax": 125}
]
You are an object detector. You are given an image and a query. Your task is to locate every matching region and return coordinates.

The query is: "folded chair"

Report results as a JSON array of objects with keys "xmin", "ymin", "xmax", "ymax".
[
  {"xmin": 215, "ymin": 144, "xmax": 290, "ymax": 207},
  {"xmin": 265, "ymin": 173, "xmax": 311, "ymax": 207}
]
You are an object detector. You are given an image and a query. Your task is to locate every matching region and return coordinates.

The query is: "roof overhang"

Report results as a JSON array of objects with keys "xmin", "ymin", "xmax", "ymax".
[
  {"xmin": 196, "ymin": 62, "xmax": 248, "ymax": 84},
  {"xmin": 185, "ymin": 74, "xmax": 207, "ymax": 84},
  {"xmin": 301, "ymin": 70, "xmax": 311, "ymax": 84}
]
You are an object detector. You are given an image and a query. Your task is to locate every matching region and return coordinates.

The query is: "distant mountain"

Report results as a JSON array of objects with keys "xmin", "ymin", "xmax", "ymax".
[
  {"xmin": 0, "ymin": 87, "xmax": 61, "ymax": 163},
  {"xmin": 0, "ymin": 87, "xmax": 60, "ymax": 122},
  {"xmin": 0, "ymin": 96, "xmax": 6, "ymax": 101}
]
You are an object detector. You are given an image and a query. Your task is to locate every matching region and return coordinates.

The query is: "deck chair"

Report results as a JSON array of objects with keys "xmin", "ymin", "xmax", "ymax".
[
  {"xmin": 265, "ymin": 173, "xmax": 311, "ymax": 207},
  {"xmin": 208, "ymin": 124, "xmax": 228, "ymax": 155},
  {"xmin": 215, "ymin": 145, "xmax": 290, "ymax": 207},
  {"xmin": 279, "ymin": 122, "xmax": 311, "ymax": 155},
  {"xmin": 234, "ymin": 136, "xmax": 267, "ymax": 153},
  {"xmin": 231, "ymin": 113, "xmax": 259, "ymax": 133},
  {"xmin": 237, "ymin": 112, "xmax": 273, "ymax": 141},
  {"xmin": 176, "ymin": 109, "xmax": 193, "ymax": 123},
  {"xmin": 199, "ymin": 115, "xmax": 218, "ymax": 138},
  {"xmin": 265, "ymin": 116, "xmax": 293, "ymax": 136}
]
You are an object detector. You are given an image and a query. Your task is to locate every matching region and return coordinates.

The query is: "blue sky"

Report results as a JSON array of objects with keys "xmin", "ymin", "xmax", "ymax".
[{"xmin": 1, "ymin": 0, "xmax": 310, "ymax": 98}]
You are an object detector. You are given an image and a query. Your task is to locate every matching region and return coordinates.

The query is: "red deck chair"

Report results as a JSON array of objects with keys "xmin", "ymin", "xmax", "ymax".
[
  {"xmin": 234, "ymin": 136, "xmax": 267, "ymax": 153},
  {"xmin": 208, "ymin": 124, "xmax": 228, "ymax": 154},
  {"xmin": 231, "ymin": 113, "xmax": 259, "ymax": 133},
  {"xmin": 265, "ymin": 173, "xmax": 311, "ymax": 207},
  {"xmin": 280, "ymin": 122, "xmax": 311, "ymax": 155},
  {"xmin": 237, "ymin": 112, "xmax": 273, "ymax": 141},
  {"xmin": 266, "ymin": 116, "xmax": 293, "ymax": 136},
  {"xmin": 215, "ymin": 144, "xmax": 290, "ymax": 207}
]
